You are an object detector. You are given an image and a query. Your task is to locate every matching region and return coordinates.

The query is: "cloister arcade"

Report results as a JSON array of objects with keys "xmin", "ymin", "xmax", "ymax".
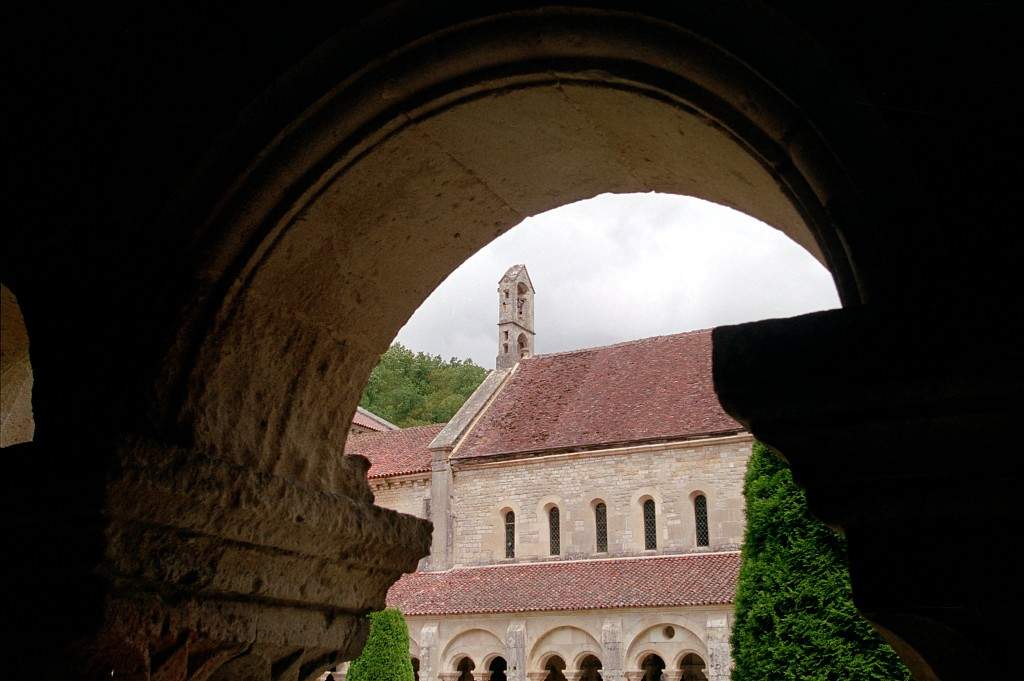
[
  {"xmin": 372, "ymin": 617, "xmax": 720, "ymax": 681},
  {"xmin": 423, "ymin": 648, "xmax": 707, "ymax": 681}
]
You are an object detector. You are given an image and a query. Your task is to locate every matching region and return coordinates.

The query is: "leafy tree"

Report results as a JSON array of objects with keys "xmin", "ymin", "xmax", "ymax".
[
  {"xmin": 731, "ymin": 442, "xmax": 912, "ymax": 681},
  {"xmin": 360, "ymin": 343, "xmax": 487, "ymax": 426},
  {"xmin": 347, "ymin": 608, "xmax": 415, "ymax": 681}
]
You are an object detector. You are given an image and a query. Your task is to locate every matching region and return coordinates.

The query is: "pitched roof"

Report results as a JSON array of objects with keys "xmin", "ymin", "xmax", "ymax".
[
  {"xmin": 351, "ymin": 406, "xmax": 398, "ymax": 432},
  {"xmin": 454, "ymin": 329, "xmax": 741, "ymax": 459},
  {"xmin": 344, "ymin": 424, "xmax": 442, "ymax": 479},
  {"xmin": 387, "ymin": 552, "xmax": 740, "ymax": 616}
]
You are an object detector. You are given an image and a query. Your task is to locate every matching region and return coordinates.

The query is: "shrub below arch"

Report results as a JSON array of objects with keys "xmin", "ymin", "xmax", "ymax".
[{"xmin": 348, "ymin": 608, "xmax": 415, "ymax": 681}]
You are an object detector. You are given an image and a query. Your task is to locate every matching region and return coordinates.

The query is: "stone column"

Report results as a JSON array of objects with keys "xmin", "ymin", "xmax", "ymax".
[
  {"xmin": 564, "ymin": 672, "xmax": 583, "ymax": 681},
  {"xmin": 704, "ymin": 615, "xmax": 731, "ymax": 681},
  {"xmin": 420, "ymin": 623, "xmax": 440, "ymax": 681},
  {"xmin": 428, "ymin": 449, "xmax": 454, "ymax": 570},
  {"xmin": 662, "ymin": 672, "xmax": 683, "ymax": 681},
  {"xmin": 438, "ymin": 673, "xmax": 461, "ymax": 681},
  {"xmin": 623, "ymin": 672, "xmax": 645, "ymax": 681},
  {"xmin": 601, "ymin": 618, "xmax": 624, "ymax": 681},
  {"xmin": 475, "ymin": 673, "xmax": 492, "ymax": 681},
  {"xmin": 506, "ymin": 620, "xmax": 527, "ymax": 681},
  {"xmin": 526, "ymin": 673, "xmax": 548, "ymax": 681}
]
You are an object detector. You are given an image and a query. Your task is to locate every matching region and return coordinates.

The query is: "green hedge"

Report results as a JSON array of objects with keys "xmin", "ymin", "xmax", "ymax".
[
  {"xmin": 347, "ymin": 608, "xmax": 415, "ymax": 681},
  {"xmin": 731, "ymin": 442, "xmax": 911, "ymax": 681}
]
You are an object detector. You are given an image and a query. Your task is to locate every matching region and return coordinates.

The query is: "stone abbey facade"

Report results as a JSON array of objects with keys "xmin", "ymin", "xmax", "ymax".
[{"xmin": 340, "ymin": 267, "xmax": 752, "ymax": 681}]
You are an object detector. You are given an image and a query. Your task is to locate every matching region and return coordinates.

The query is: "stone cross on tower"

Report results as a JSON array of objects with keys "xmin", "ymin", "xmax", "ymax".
[{"xmin": 496, "ymin": 264, "xmax": 535, "ymax": 369}]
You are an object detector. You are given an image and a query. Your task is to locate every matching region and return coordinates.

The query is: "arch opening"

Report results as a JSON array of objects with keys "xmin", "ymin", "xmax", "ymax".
[
  {"xmin": 640, "ymin": 653, "xmax": 666, "ymax": 681},
  {"xmin": 543, "ymin": 654, "xmax": 567, "ymax": 681},
  {"xmin": 456, "ymin": 656, "xmax": 476, "ymax": 681},
  {"xmin": 179, "ymin": 7, "xmax": 853, "ymax": 495},
  {"xmin": 678, "ymin": 652, "xmax": 707, "ymax": 681},
  {"xmin": 488, "ymin": 655, "xmax": 508, "ymax": 681},
  {"xmin": 579, "ymin": 654, "xmax": 603, "ymax": 681}
]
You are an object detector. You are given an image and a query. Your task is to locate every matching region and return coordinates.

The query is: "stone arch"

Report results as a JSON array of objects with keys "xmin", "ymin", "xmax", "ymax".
[
  {"xmin": 674, "ymin": 651, "xmax": 708, "ymax": 681},
  {"xmin": 572, "ymin": 650, "xmax": 605, "ymax": 670},
  {"xmin": 528, "ymin": 625, "xmax": 603, "ymax": 671},
  {"xmin": 441, "ymin": 628, "xmax": 506, "ymax": 671},
  {"xmin": 625, "ymin": 623, "xmax": 707, "ymax": 671},
  {"xmin": 1, "ymin": 284, "xmax": 34, "ymax": 447},
  {"xmin": 577, "ymin": 653, "xmax": 604, "ymax": 681},
  {"xmin": 166, "ymin": 7, "xmax": 858, "ymax": 507},
  {"xmin": 12, "ymin": 2, "xmax": 990, "ymax": 678},
  {"xmin": 486, "ymin": 654, "xmax": 509, "ymax": 681}
]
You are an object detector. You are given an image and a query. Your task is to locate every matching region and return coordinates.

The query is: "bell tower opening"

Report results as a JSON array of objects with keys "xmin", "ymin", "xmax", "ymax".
[{"xmin": 496, "ymin": 264, "xmax": 535, "ymax": 369}]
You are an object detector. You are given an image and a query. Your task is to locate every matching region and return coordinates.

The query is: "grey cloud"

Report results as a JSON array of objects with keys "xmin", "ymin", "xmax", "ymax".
[{"xmin": 396, "ymin": 193, "xmax": 839, "ymax": 367}]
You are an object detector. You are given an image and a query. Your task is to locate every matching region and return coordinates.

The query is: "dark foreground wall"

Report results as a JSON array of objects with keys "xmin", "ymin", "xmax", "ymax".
[{"xmin": 2, "ymin": 3, "xmax": 1021, "ymax": 680}]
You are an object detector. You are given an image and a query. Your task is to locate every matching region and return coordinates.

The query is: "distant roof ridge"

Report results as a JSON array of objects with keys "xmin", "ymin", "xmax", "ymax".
[
  {"xmin": 528, "ymin": 327, "xmax": 713, "ymax": 361},
  {"xmin": 353, "ymin": 406, "xmax": 399, "ymax": 431},
  {"xmin": 425, "ymin": 549, "xmax": 740, "ymax": 574},
  {"xmin": 350, "ymin": 422, "xmax": 446, "ymax": 435}
]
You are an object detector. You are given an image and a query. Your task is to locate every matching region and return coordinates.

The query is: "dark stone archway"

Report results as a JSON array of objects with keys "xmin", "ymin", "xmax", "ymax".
[{"xmin": 3, "ymin": 3, "xmax": 1021, "ymax": 679}]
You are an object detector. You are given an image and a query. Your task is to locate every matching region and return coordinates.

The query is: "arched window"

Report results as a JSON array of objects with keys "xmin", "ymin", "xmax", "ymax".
[
  {"xmin": 595, "ymin": 502, "xmax": 608, "ymax": 553},
  {"xmin": 544, "ymin": 655, "xmax": 567, "ymax": 681},
  {"xmin": 580, "ymin": 654, "xmax": 603, "ymax": 681},
  {"xmin": 549, "ymin": 506, "xmax": 561, "ymax": 555},
  {"xmin": 694, "ymin": 494, "xmax": 710, "ymax": 547},
  {"xmin": 457, "ymin": 657, "xmax": 475, "ymax": 681},
  {"xmin": 489, "ymin": 656, "xmax": 509, "ymax": 681},
  {"xmin": 643, "ymin": 499, "xmax": 657, "ymax": 550},
  {"xmin": 640, "ymin": 653, "xmax": 665, "ymax": 681},
  {"xmin": 679, "ymin": 653, "xmax": 708, "ymax": 681},
  {"xmin": 504, "ymin": 510, "xmax": 516, "ymax": 558}
]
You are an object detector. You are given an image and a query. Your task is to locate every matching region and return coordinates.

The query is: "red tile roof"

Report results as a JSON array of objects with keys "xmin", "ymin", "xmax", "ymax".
[
  {"xmin": 455, "ymin": 330, "xmax": 740, "ymax": 459},
  {"xmin": 388, "ymin": 552, "xmax": 739, "ymax": 615},
  {"xmin": 345, "ymin": 424, "xmax": 442, "ymax": 479}
]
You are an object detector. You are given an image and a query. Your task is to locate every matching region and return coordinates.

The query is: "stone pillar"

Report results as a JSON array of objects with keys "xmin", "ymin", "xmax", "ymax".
[
  {"xmin": 438, "ymin": 673, "xmax": 461, "ymax": 681},
  {"xmin": 428, "ymin": 449, "xmax": 454, "ymax": 570},
  {"xmin": 506, "ymin": 620, "xmax": 527, "ymax": 681},
  {"xmin": 662, "ymin": 672, "xmax": 683, "ymax": 681},
  {"xmin": 564, "ymin": 672, "xmax": 583, "ymax": 681},
  {"xmin": 704, "ymin": 615, "xmax": 731, "ymax": 681},
  {"xmin": 420, "ymin": 623, "xmax": 439, "ymax": 681},
  {"xmin": 623, "ymin": 672, "xmax": 645, "ymax": 681},
  {"xmin": 526, "ymin": 673, "xmax": 548, "ymax": 681},
  {"xmin": 601, "ymin": 618, "xmax": 624, "ymax": 681},
  {"xmin": 476, "ymin": 673, "xmax": 492, "ymax": 681}
]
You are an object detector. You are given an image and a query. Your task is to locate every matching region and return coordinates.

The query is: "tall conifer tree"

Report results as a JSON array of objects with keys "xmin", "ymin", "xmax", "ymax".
[{"xmin": 731, "ymin": 442, "xmax": 911, "ymax": 681}]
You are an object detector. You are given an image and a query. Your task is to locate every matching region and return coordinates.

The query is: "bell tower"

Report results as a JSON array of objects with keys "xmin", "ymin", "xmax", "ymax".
[{"xmin": 496, "ymin": 264, "xmax": 535, "ymax": 369}]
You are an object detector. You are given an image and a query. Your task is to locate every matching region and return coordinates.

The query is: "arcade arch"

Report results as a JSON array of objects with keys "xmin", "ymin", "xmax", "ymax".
[
  {"xmin": 625, "ymin": 623, "xmax": 707, "ymax": 673},
  {"xmin": 442, "ymin": 628, "xmax": 506, "ymax": 673},
  {"xmin": 528, "ymin": 625, "xmax": 603, "ymax": 672}
]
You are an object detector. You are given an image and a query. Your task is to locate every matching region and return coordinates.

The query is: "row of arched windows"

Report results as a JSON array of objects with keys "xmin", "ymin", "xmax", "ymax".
[
  {"xmin": 448, "ymin": 652, "xmax": 707, "ymax": 681},
  {"xmin": 503, "ymin": 495, "xmax": 710, "ymax": 558}
]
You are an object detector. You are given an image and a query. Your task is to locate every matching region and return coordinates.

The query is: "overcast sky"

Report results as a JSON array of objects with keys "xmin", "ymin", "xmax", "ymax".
[{"xmin": 395, "ymin": 193, "xmax": 839, "ymax": 367}]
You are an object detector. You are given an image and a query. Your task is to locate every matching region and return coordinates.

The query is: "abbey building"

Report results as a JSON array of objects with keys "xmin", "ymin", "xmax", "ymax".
[{"xmin": 342, "ymin": 266, "xmax": 751, "ymax": 681}]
